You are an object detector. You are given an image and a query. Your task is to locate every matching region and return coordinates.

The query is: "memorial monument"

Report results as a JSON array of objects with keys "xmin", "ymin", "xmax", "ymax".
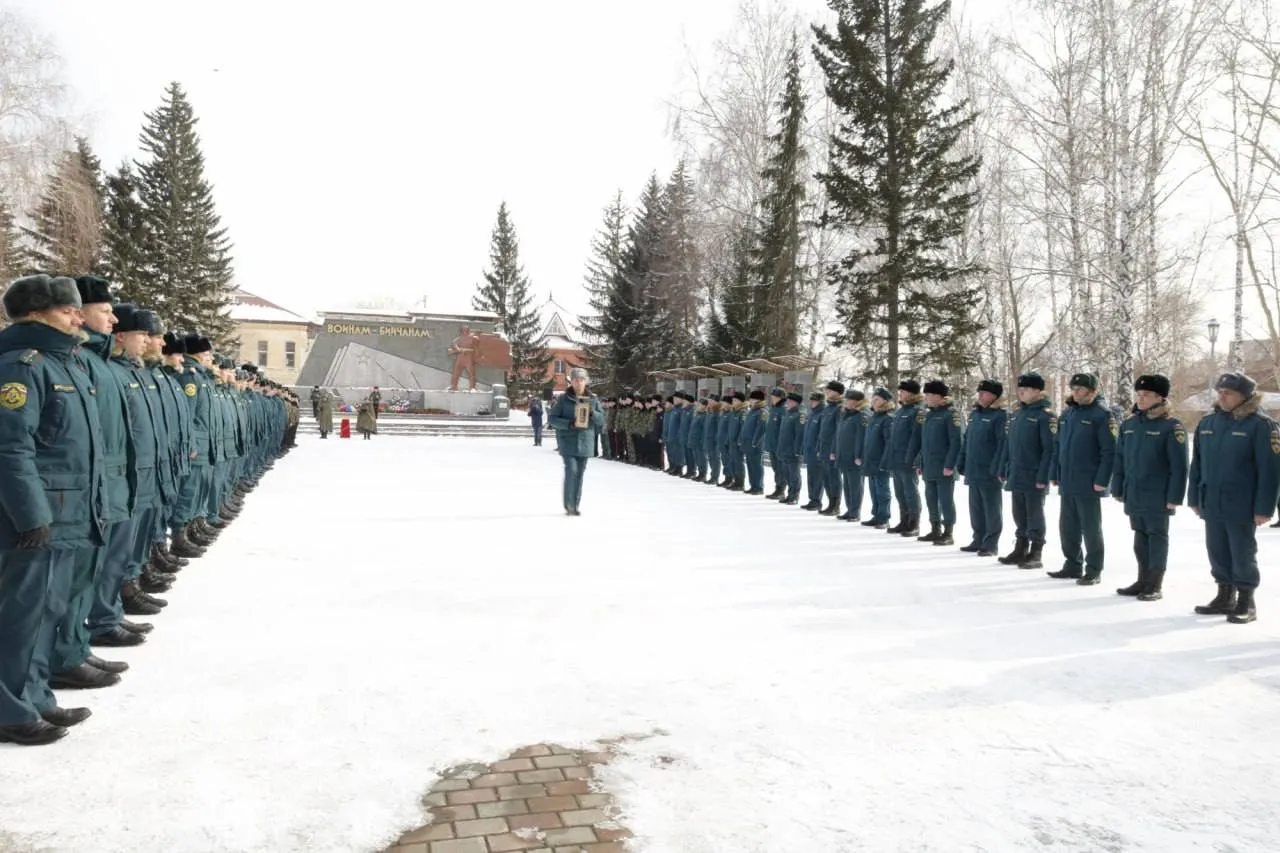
[{"xmin": 296, "ymin": 308, "xmax": 513, "ymax": 417}]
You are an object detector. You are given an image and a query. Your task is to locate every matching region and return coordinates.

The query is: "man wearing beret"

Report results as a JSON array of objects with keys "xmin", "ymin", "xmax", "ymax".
[
  {"xmin": 1187, "ymin": 371, "xmax": 1280, "ymax": 623},
  {"xmin": 1109, "ymin": 374, "xmax": 1188, "ymax": 601},
  {"xmin": 0, "ymin": 275, "xmax": 104, "ymax": 745},
  {"xmin": 957, "ymin": 379, "xmax": 1008, "ymax": 556},
  {"xmin": 1048, "ymin": 372, "xmax": 1117, "ymax": 585},
  {"xmin": 997, "ymin": 372, "xmax": 1056, "ymax": 569},
  {"xmin": 884, "ymin": 380, "xmax": 925, "ymax": 536}
]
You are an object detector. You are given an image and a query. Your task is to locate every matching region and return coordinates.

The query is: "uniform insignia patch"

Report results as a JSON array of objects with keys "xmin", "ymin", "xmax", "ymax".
[
  {"xmin": 952, "ymin": 410, "xmax": 964, "ymax": 427},
  {"xmin": 1049, "ymin": 415, "xmax": 1058, "ymax": 435},
  {"xmin": 0, "ymin": 382, "xmax": 27, "ymax": 410},
  {"xmin": 915, "ymin": 408, "xmax": 926, "ymax": 424},
  {"xmin": 1108, "ymin": 416, "xmax": 1118, "ymax": 439},
  {"xmin": 800, "ymin": 414, "xmax": 807, "ymax": 425},
  {"xmin": 184, "ymin": 383, "xmax": 197, "ymax": 398},
  {"xmin": 1174, "ymin": 423, "xmax": 1186, "ymax": 444},
  {"xmin": 1272, "ymin": 426, "xmax": 1280, "ymax": 455},
  {"xmin": 17, "ymin": 349, "xmax": 39, "ymax": 365}
]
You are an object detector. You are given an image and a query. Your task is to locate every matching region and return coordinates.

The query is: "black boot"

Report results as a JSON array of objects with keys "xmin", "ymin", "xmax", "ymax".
[
  {"xmin": 766, "ymin": 488, "xmax": 784, "ymax": 500},
  {"xmin": 1047, "ymin": 566, "xmax": 1083, "ymax": 579},
  {"xmin": 1019, "ymin": 544, "xmax": 1044, "ymax": 569},
  {"xmin": 170, "ymin": 527, "xmax": 205, "ymax": 558},
  {"xmin": 819, "ymin": 505, "xmax": 839, "ymax": 517},
  {"xmin": 121, "ymin": 580, "xmax": 162, "ymax": 616},
  {"xmin": 917, "ymin": 523, "xmax": 942, "ymax": 543},
  {"xmin": 91, "ymin": 626, "xmax": 145, "ymax": 648},
  {"xmin": 49, "ymin": 663, "xmax": 120, "ymax": 690},
  {"xmin": 86, "ymin": 654, "xmax": 128, "ymax": 674},
  {"xmin": 932, "ymin": 524, "xmax": 954, "ymax": 546},
  {"xmin": 886, "ymin": 516, "xmax": 906, "ymax": 533},
  {"xmin": 0, "ymin": 720, "xmax": 67, "ymax": 746},
  {"xmin": 959, "ymin": 541, "xmax": 981, "ymax": 552},
  {"xmin": 1116, "ymin": 569, "xmax": 1148, "ymax": 596},
  {"xmin": 1227, "ymin": 588, "xmax": 1257, "ymax": 623},
  {"xmin": 998, "ymin": 539, "xmax": 1029, "ymax": 565},
  {"xmin": 899, "ymin": 513, "xmax": 919, "ymax": 537},
  {"xmin": 803, "ymin": 500, "xmax": 821, "ymax": 511},
  {"xmin": 1194, "ymin": 584, "xmax": 1237, "ymax": 615},
  {"xmin": 1137, "ymin": 569, "xmax": 1164, "ymax": 601}
]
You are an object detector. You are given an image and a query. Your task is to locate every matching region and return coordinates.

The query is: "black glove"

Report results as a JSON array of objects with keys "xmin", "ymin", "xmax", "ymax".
[{"xmin": 16, "ymin": 526, "xmax": 51, "ymax": 549}]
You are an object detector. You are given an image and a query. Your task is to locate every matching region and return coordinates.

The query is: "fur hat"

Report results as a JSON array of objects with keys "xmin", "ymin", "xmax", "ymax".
[
  {"xmin": 1069, "ymin": 372, "xmax": 1099, "ymax": 391},
  {"xmin": 923, "ymin": 379, "xmax": 949, "ymax": 396},
  {"xmin": 242, "ymin": 363, "xmax": 258, "ymax": 374},
  {"xmin": 844, "ymin": 388, "xmax": 865, "ymax": 401},
  {"xmin": 825, "ymin": 380, "xmax": 845, "ymax": 394},
  {"xmin": 769, "ymin": 387, "xmax": 785, "ymax": 399},
  {"xmin": 1017, "ymin": 372, "xmax": 1046, "ymax": 391},
  {"xmin": 786, "ymin": 391, "xmax": 803, "ymax": 403},
  {"xmin": 978, "ymin": 379, "xmax": 1003, "ymax": 397},
  {"xmin": 2, "ymin": 274, "xmax": 82, "ymax": 320},
  {"xmin": 898, "ymin": 379, "xmax": 921, "ymax": 394},
  {"xmin": 140, "ymin": 310, "xmax": 164, "ymax": 336},
  {"xmin": 161, "ymin": 332, "xmax": 185, "ymax": 356},
  {"xmin": 112, "ymin": 303, "xmax": 158, "ymax": 334},
  {"xmin": 873, "ymin": 387, "xmax": 893, "ymax": 401},
  {"xmin": 183, "ymin": 334, "xmax": 212, "ymax": 355},
  {"xmin": 1134, "ymin": 374, "xmax": 1171, "ymax": 398},
  {"xmin": 808, "ymin": 390, "xmax": 824, "ymax": 401},
  {"xmin": 749, "ymin": 389, "xmax": 766, "ymax": 400},
  {"xmin": 1215, "ymin": 372, "xmax": 1256, "ymax": 398},
  {"xmin": 74, "ymin": 275, "xmax": 115, "ymax": 306}
]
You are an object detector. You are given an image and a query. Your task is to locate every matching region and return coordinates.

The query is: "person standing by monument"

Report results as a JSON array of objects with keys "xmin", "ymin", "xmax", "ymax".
[
  {"xmin": 448, "ymin": 325, "xmax": 480, "ymax": 391},
  {"xmin": 528, "ymin": 397, "xmax": 544, "ymax": 446},
  {"xmin": 368, "ymin": 386, "xmax": 381, "ymax": 420},
  {"xmin": 548, "ymin": 368, "xmax": 604, "ymax": 516},
  {"xmin": 315, "ymin": 388, "xmax": 334, "ymax": 439}
]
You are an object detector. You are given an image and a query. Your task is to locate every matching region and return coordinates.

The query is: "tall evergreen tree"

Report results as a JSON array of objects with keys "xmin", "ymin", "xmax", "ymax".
[
  {"xmin": 753, "ymin": 33, "xmax": 808, "ymax": 354},
  {"xmin": 102, "ymin": 162, "xmax": 148, "ymax": 301},
  {"xmin": 657, "ymin": 161, "xmax": 701, "ymax": 364},
  {"xmin": 19, "ymin": 137, "xmax": 106, "ymax": 276},
  {"xmin": 472, "ymin": 202, "xmax": 548, "ymax": 395},
  {"xmin": 0, "ymin": 194, "xmax": 19, "ymax": 328},
  {"xmin": 704, "ymin": 227, "xmax": 765, "ymax": 361},
  {"xmin": 134, "ymin": 82, "xmax": 236, "ymax": 343},
  {"xmin": 626, "ymin": 174, "xmax": 673, "ymax": 385},
  {"xmin": 813, "ymin": 0, "xmax": 982, "ymax": 384},
  {"xmin": 579, "ymin": 191, "xmax": 631, "ymax": 390}
]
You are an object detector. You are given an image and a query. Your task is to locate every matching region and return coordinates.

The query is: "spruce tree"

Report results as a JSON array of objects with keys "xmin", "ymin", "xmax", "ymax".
[
  {"xmin": 472, "ymin": 203, "xmax": 548, "ymax": 395},
  {"xmin": 579, "ymin": 191, "xmax": 631, "ymax": 390},
  {"xmin": 134, "ymin": 82, "xmax": 236, "ymax": 343},
  {"xmin": 19, "ymin": 137, "xmax": 106, "ymax": 276},
  {"xmin": 657, "ymin": 161, "xmax": 701, "ymax": 364},
  {"xmin": 753, "ymin": 33, "xmax": 807, "ymax": 354},
  {"xmin": 813, "ymin": 0, "xmax": 982, "ymax": 383},
  {"xmin": 102, "ymin": 162, "xmax": 148, "ymax": 301},
  {"xmin": 705, "ymin": 227, "xmax": 765, "ymax": 361},
  {"xmin": 0, "ymin": 194, "xmax": 19, "ymax": 328},
  {"xmin": 625, "ymin": 174, "xmax": 672, "ymax": 385}
]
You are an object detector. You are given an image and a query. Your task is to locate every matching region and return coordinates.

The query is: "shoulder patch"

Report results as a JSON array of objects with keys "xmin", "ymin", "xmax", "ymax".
[
  {"xmin": 952, "ymin": 409, "xmax": 964, "ymax": 427},
  {"xmin": 1272, "ymin": 424, "xmax": 1280, "ymax": 456},
  {"xmin": 1049, "ymin": 413, "xmax": 1059, "ymax": 434},
  {"xmin": 1173, "ymin": 421, "xmax": 1186, "ymax": 444},
  {"xmin": 184, "ymin": 383, "xmax": 197, "ymax": 398},
  {"xmin": 18, "ymin": 349, "xmax": 39, "ymax": 366},
  {"xmin": 915, "ymin": 408, "xmax": 926, "ymax": 424},
  {"xmin": 1108, "ymin": 415, "xmax": 1118, "ymax": 439},
  {"xmin": 0, "ymin": 381, "xmax": 27, "ymax": 410},
  {"xmin": 800, "ymin": 414, "xmax": 807, "ymax": 425}
]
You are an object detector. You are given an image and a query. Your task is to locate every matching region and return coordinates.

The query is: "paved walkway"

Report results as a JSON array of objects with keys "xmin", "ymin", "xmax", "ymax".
[{"xmin": 384, "ymin": 743, "xmax": 634, "ymax": 853}]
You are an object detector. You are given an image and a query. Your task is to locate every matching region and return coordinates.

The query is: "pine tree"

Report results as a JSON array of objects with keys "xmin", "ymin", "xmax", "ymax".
[
  {"xmin": 813, "ymin": 0, "xmax": 982, "ymax": 384},
  {"xmin": 102, "ymin": 162, "xmax": 148, "ymax": 301},
  {"xmin": 472, "ymin": 202, "xmax": 548, "ymax": 395},
  {"xmin": 19, "ymin": 137, "xmax": 106, "ymax": 276},
  {"xmin": 657, "ymin": 161, "xmax": 701, "ymax": 364},
  {"xmin": 704, "ymin": 227, "xmax": 766, "ymax": 361},
  {"xmin": 0, "ymin": 194, "xmax": 20, "ymax": 328},
  {"xmin": 753, "ymin": 33, "xmax": 808, "ymax": 354},
  {"xmin": 133, "ymin": 82, "xmax": 236, "ymax": 343},
  {"xmin": 579, "ymin": 191, "xmax": 631, "ymax": 390},
  {"xmin": 626, "ymin": 174, "xmax": 673, "ymax": 385}
]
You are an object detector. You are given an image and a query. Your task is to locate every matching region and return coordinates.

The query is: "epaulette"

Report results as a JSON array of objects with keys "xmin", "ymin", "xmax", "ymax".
[{"xmin": 18, "ymin": 349, "xmax": 40, "ymax": 366}]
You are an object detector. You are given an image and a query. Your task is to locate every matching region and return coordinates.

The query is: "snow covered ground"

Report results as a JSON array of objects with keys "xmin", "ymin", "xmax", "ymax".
[{"xmin": 2, "ymin": 436, "xmax": 1279, "ymax": 853}]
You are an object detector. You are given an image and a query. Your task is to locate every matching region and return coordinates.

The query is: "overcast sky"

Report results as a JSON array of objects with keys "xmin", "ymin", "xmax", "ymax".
[
  {"xmin": 21, "ymin": 0, "xmax": 785, "ymax": 322},
  {"xmin": 20, "ymin": 0, "xmax": 1243, "ymax": 355}
]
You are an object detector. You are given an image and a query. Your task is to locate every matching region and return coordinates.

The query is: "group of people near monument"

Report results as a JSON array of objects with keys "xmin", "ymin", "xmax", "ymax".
[
  {"xmin": 0, "ymin": 274, "xmax": 300, "ymax": 747},
  {"xmin": 584, "ymin": 371, "xmax": 1278, "ymax": 627},
  {"xmin": 309, "ymin": 385, "xmax": 378, "ymax": 439}
]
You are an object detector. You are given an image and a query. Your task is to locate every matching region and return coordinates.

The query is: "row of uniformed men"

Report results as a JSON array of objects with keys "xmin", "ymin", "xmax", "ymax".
[
  {"xmin": 597, "ymin": 370, "xmax": 1278, "ymax": 627},
  {"xmin": 0, "ymin": 274, "xmax": 300, "ymax": 748}
]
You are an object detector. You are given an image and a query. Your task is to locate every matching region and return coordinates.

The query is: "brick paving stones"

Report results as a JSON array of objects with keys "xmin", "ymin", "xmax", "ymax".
[{"xmin": 384, "ymin": 742, "xmax": 635, "ymax": 853}]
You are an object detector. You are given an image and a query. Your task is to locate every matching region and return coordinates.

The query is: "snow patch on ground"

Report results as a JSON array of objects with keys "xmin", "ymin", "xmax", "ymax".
[{"xmin": 0, "ymin": 436, "xmax": 1277, "ymax": 852}]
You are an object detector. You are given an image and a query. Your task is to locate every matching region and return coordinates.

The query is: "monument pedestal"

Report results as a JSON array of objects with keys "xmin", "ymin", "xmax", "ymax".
[{"xmin": 422, "ymin": 389, "xmax": 508, "ymax": 418}]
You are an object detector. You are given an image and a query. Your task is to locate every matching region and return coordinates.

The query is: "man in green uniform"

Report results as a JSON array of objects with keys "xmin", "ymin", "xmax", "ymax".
[
  {"xmin": 1048, "ymin": 372, "xmax": 1117, "ymax": 585},
  {"xmin": 1188, "ymin": 372, "xmax": 1280, "ymax": 623},
  {"xmin": 997, "ymin": 373, "xmax": 1056, "ymax": 570},
  {"xmin": 0, "ymin": 275, "xmax": 104, "ymax": 745},
  {"xmin": 1110, "ymin": 374, "xmax": 1188, "ymax": 601},
  {"xmin": 913, "ymin": 380, "xmax": 964, "ymax": 545}
]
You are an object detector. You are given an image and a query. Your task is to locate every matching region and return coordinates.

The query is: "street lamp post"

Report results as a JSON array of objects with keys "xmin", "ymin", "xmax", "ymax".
[{"xmin": 1208, "ymin": 318, "xmax": 1220, "ymax": 390}]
